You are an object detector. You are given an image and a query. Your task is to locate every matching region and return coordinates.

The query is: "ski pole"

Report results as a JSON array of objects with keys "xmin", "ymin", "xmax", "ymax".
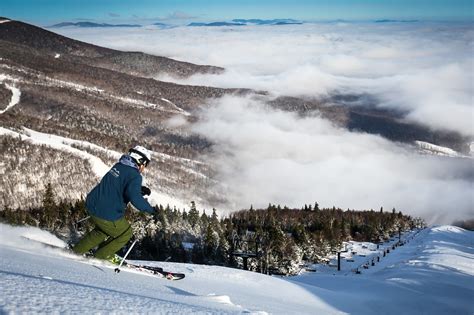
[
  {"xmin": 73, "ymin": 215, "xmax": 90, "ymax": 231},
  {"xmin": 114, "ymin": 239, "xmax": 138, "ymax": 273},
  {"xmin": 76, "ymin": 216, "xmax": 90, "ymax": 224}
]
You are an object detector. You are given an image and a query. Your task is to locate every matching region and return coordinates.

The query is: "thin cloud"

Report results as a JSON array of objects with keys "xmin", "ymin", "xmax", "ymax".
[
  {"xmin": 108, "ymin": 13, "xmax": 121, "ymax": 18},
  {"xmin": 166, "ymin": 11, "xmax": 197, "ymax": 20},
  {"xmin": 72, "ymin": 18, "xmax": 96, "ymax": 21}
]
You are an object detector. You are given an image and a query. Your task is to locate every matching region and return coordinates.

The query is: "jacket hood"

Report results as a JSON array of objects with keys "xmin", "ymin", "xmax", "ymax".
[{"xmin": 119, "ymin": 154, "xmax": 138, "ymax": 170}]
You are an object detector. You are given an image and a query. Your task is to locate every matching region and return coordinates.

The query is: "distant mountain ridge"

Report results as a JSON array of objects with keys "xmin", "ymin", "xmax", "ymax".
[
  {"xmin": 47, "ymin": 18, "xmax": 304, "ymax": 29},
  {"xmin": 188, "ymin": 22, "xmax": 246, "ymax": 27},
  {"xmin": 50, "ymin": 21, "xmax": 142, "ymax": 28},
  {"xmin": 375, "ymin": 19, "xmax": 419, "ymax": 23},
  {"xmin": 188, "ymin": 19, "xmax": 303, "ymax": 27},
  {"xmin": 232, "ymin": 19, "xmax": 303, "ymax": 25}
]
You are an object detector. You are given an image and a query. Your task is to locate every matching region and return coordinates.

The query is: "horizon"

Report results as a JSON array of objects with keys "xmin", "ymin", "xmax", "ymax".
[{"xmin": 0, "ymin": 0, "xmax": 472, "ymax": 26}]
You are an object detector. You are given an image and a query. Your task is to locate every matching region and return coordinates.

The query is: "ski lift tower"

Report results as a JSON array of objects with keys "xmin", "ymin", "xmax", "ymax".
[{"xmin": 232, "ymin": 230, "xmax": 261, "ymax": 271}]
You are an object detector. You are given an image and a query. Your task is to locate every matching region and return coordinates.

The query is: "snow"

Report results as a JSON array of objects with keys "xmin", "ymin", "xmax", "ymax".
[
  {"xmin": 0, "ymin": 77, "xmax": 21, "ymax": 114},
  {"xmin": 161, "ymin": 97, "xmax": 191, "ymax": 116},
  {"xmin": 415, "ymin": 140, "xmax": 465, "ymax": 158},
  {"xmin": 0, "ymin": 224, "xmax": 337, "ymax": 314},
  {"xmin": 54, "ymin": 53, "xmax": 61, "ymax": 59},
  {"xmin": 1, "ymin": 224, "xmax": 472, "ymax": 314},
  {"xmin": 0, "ymin": 63, "xmax": 188, "ymax": 116},
  {"xmin": 0, "ymin": 126, "xmax": 111, "ymax": 177},
  {"xmin": 0, "ymin": 126, "xmax": 191, "ymax": 210},
  {"xmin": 0, "ymin": 19, "xmax": 11, "ymax": 24}
]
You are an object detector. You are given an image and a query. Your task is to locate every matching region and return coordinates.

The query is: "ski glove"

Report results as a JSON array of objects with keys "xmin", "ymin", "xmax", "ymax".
[{"xmin": 141, "ymin": 186, "xmax": 151, "ymax": 196}]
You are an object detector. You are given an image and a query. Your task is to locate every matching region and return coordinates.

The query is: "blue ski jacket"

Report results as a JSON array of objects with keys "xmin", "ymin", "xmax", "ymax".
[{"xmin": 86, "ymin": 155, "xmax": 155, "ymax": 221}]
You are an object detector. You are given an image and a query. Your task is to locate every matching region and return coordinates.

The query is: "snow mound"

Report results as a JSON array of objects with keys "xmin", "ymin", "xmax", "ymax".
[{"xmin": 430, "ymin": 225, "xmax": 465, "ymax": 233}]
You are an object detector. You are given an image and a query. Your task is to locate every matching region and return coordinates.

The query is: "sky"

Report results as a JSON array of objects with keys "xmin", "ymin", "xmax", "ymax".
[{"xmin": 0, "ymin": 0, "xmax": 473, "ymax": 25}]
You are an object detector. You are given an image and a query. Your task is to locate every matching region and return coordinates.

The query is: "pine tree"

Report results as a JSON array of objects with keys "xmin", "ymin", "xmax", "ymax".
[
  {"xmin": 211, "ymin": 208, "xmax": 219, "ymax": 228},
  {"xmin": 200, "ymin": 210, "xmax": 209, "ymax": 229},
  {"xmin": 41, "ymin": 183, "xmax": 57, "ymax": 229},
  {"xmin": 188, "ymin": 201, "xmax": 200, "ymax": 228},
  {"xmin": 204, "ymin": 223, "xmax": 219, "ymax": 261}
]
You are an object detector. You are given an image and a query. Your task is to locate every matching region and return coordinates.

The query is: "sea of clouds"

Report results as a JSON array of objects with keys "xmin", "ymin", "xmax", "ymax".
[{"xmin": 57, "ymin": 22, "xmax": 473, "ymax": 223}]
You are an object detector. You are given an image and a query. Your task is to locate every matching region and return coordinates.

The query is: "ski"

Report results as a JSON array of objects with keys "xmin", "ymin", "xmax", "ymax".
[
  {"xmin": 21, "ymin": 236, "xmax": 185, "ymax": 280},
  {"xmin": 119, "ymin": 262, "xmax": 185, "ymax": 280}
]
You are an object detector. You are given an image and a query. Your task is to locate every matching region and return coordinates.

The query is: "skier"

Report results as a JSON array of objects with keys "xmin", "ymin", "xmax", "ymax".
[{"xmin": 72, "ymin": 145, "xmax": 155, "ymax": 264}]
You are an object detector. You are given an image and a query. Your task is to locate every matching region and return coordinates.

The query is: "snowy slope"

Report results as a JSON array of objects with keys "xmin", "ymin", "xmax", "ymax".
[
  {"xmin": 0, "ymin": 77, "xmax": 21, "ymax": 114},
  {"xmin": 415, "ymin": 140, "xmax": 466, "ymax": 158},
  {"xmin": 1, "ymin": 224, "xmax": 473, "ymax": 314},
  {"xmin": 291, "ymin": 226, "xmax": 474, "ymax": 314},
  {"xmin": 0, "ymin": 126, "xmax": 194, "ymax": 210}
]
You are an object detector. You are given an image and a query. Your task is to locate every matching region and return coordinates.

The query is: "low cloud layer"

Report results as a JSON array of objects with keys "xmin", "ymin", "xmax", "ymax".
[
  {"xmin": 59, "ymin": 22, "xmax": 474, "ymax": 137},
  {"xmin": 192, "ymin": 96, "xmax": 473, "ymax": 224},
  {"xmin": 57, "ymin": 23, "xmax": 474, "ymax": 223}
]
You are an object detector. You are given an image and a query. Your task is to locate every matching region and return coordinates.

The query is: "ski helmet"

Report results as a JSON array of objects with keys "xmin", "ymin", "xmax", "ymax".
[{"xmin": 129, "ymin": 145, "xmax": 151, "ymax": 167}]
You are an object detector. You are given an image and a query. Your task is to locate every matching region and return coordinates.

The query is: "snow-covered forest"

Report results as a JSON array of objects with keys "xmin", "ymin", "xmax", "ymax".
[{"xmin": 0, "ymin": 180, "xmax": 421, "ymax": 276}]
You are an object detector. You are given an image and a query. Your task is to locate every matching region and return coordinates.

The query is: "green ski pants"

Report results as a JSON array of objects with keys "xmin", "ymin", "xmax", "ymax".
[{"xmin": 72, "ymin": 215, "xmax": 132, "ymax": 260}]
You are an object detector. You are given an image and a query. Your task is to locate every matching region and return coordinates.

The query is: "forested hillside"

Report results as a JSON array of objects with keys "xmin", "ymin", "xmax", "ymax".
[{"xmin": 1, "ymin": 188, "xmax": 421, "ymax": 275}]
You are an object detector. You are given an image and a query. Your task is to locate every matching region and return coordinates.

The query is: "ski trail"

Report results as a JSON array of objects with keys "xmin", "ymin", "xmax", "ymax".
[
  {"xmin": 0, "ymin": 81, "xmax": 21, "ymax": 114},
  {"xmin": 0, "ymin": 126, "xmax": 110, "ymax": 177},
  {"xmin": 161, "ymin": 98, "xmax": 191, "ymax": 116},
  {"xmin": 0, "ymin": 63, "xmax": 188, "ymax": 116}
]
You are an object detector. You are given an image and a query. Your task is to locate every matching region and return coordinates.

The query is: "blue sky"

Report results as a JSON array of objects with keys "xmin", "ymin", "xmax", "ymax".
[{"xmin": 0, "ymin": 0, "xmax": 472, "ymax": 25}]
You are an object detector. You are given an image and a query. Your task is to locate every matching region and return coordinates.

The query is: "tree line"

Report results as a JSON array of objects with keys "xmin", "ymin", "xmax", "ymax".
[{"xmin": 0, "ymin": 184, "xmax": 423, "ymax": 275}]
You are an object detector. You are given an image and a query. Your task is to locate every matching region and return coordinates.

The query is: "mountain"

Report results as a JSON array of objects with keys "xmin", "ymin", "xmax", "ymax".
[
  {"xmin": 0, "ymin": 18, "xmax": 244, "ymax": 210},
  {"xmin": 188, "ymin": 21, "xmax": 245, "ymax": 27},
  {"xmin": 375, "ymin": 19, "xmax": 419, "ymax": 23},
  {"xmin": 232, "ymin": 18, "xmax": 303, "ymax": 25},
  {"xmin": 0, "ymin": 18, "xmax": 470, "ymax": 211},
  {"xmin": 50, "ymin": 21, "xmax": 142, "ymax": 28},
  {"xmin": 268, "ymin": 95, "xmax": 470, "ymax": 153},
  {"xmin": 187, "ymin": 19, "xmax": 303, "ymax": 27},
  {"xmin": 2, "ymin": 223, "xmax": 473, "ymax": 314},
  {"xmin": 0, "ymin": 19, "xmax": 224, "ymax": 78},
  {"xmin": 152, "ymin": 22, "xmax": 173, "ymax": 29}
]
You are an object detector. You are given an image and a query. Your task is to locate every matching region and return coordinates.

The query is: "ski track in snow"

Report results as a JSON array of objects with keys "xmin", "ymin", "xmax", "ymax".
[
  {"xmin": 0, "ymin": 224, "xmax": 473, "ymax": 314},
  {"xmin": 415, "ymin": 140, "xmax": 466, "ymax": 158},
  {"xmin": 160, "ymin": 97, "xmax": 191, "ymax": 116},
  {"xmin": 0, "ymin": 64, "xmax": 204, "ymax": 168},
  {"xmin": 0, "ymin": 63, "xmax": 189, "ymax": 116},
  {"xmin": 0, "ymin": 75, "xmax": 21, "ymax": 114},
  {"xmin": 0, "ymin": 126, "xmax": 111, "ymax": 177},
  {"xmin": 1, "ymin": 125, "xmax": 207, "ymax": 177},
  {"xmin": 0, "ymin": 126, "xmax": 203, "ymax": 210}
]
